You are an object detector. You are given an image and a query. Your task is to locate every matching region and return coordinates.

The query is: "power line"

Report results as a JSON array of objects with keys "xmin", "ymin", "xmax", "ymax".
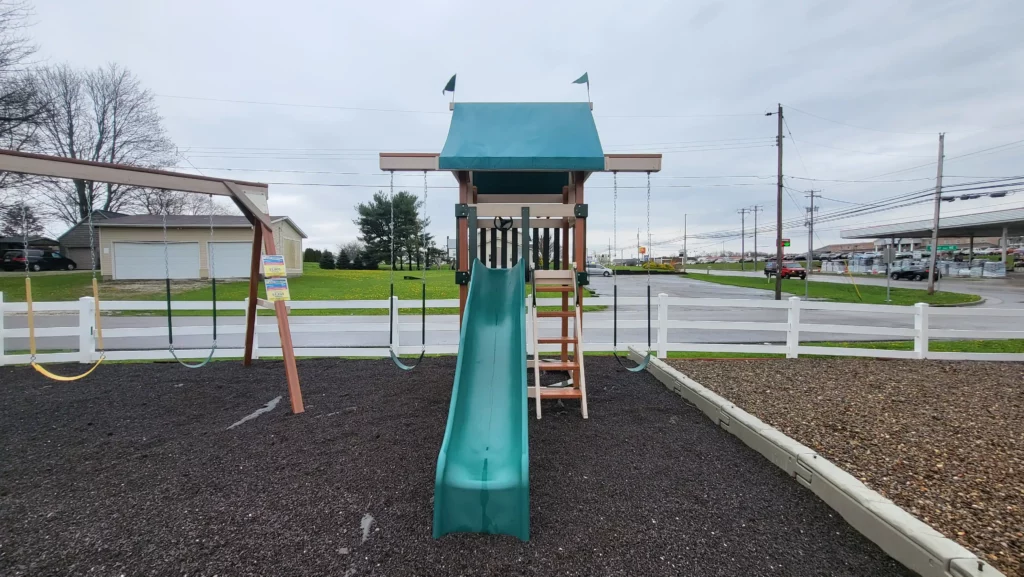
[
  {"xmin": 787, "ymin": 136, "xmax": 933, "ymax": 158},
  {"xmin": 784, "ymin": 104, "xmax": 935, "ymax": 136},
  {"xmin": 157, "ymin": 93, "xmax": 763, "ymax": 119}
]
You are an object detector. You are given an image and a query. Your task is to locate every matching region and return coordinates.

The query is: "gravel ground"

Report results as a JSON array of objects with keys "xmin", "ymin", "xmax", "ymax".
[
  {"xmin": 669, "ymin": 358, "xmax": 1024, "ymax": 577},
  {"xmin": 0, "ymin": 358, "xmax": 913, "ymax": 577}
]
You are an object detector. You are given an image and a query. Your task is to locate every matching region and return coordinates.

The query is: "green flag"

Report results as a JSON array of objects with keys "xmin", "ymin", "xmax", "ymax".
[
  {"xmin": 572, "ymin": 72, "xmax": 590, "ymax": 102},
  {"xmin": 442, "ymin": 74, "xmax": 456, "ymax": 95}
]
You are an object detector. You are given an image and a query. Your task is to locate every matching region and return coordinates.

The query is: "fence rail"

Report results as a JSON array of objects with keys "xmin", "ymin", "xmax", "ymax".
[{"xmin": 2, "ymin": 292, "xmax": 1023, "ymax": 366}]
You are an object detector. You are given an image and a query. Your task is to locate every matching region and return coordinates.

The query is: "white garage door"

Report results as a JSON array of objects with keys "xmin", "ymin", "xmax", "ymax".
[
  {"xmin": 208, "ymin": 242, "xmax": 252, "ymax": 278},
  {"xmin": 113, "ymin": 242, "xmax": 199, "ymax": 280}
]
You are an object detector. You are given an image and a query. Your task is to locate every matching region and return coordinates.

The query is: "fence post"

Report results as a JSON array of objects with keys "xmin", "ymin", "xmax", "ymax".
[
  {"xmin": 657, "ymin": 293, "xmax": 669, "ymax": 358},
  {"xmin": 245, "ymin": 298, "xmax": 261, "ymax": 360},
  {"xmin": 391, "ymin": 295, "xmax": 401, "ymax": 358},
  {"xmin": 786, "ymin": 296, "xmax": 801, "ymax": 359},
  {"xmin": 525, "ymin": 297, "xmax": 533, "ymax": 357},
  {"xmin": 0, "ymin": 292, "xmax": 5, "ymax": 366},
  {"xmin": 914, "ymin": 302, "xmax": 929, "ymax": 359},
  {"xmin": 79, "ymin": 296, "xmax": 96, "ymax": 363}
]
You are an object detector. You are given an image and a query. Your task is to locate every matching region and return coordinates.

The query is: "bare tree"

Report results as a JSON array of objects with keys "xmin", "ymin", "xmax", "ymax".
[
  {"xmin": 129, "ymin": 189, "xmax": 236, "ymax": 216},
  {"xmin": 0, "ymin": 1, "xmax": 44, "ymax": 206},
  {"xmin": 0, "ymin": 200, "xmax": 42, "ymax": 237},
  {"xmin": 34, "ymin": 62, "xmax": 176, "ymax": 225}
]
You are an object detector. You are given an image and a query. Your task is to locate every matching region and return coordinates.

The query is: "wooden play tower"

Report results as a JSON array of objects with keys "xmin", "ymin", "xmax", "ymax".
[{"xmin": 381, "ymin": 102, "xmax": 660, "ymax": 414}]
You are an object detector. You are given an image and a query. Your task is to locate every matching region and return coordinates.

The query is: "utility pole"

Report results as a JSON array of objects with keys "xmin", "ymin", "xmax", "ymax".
[
  {"xmin": 683, "ymin": 213, "xmax": 687, "ymax": 273},
  {"xmin": 764, "ymin": 104, "xmax": 784, "ymax": 300},
  {"xmin": 751, "ymin": 205, "xmax": 763, "ymax": 270},
  {"xmin": 737, "ymin": 207, "xmax": 749, "ymax": 271},
  {"xmin": 927, "ymin": 133, "xmax": 945, "ymax": 295},
  {"xmin": 637, "ymin": 228, "xmax": 641, "ymax": 264},
  {"xmin": 804, "ymin": 190, "xmax": 819, "ymax": 298}
]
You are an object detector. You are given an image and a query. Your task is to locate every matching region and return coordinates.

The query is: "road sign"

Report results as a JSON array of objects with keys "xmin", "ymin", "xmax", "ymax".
[
  {"xmin": 780, "ymin": 238, "xmax": 791, "ymax": 247},
  {"xmin": 926, "ymin": 245, "xmax": 958, "ymax": 251}
]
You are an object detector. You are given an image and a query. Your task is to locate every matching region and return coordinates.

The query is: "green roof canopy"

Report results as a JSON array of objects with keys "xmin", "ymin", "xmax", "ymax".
[{"xmin": 439, "ymin": 103, "xmax": 604, "ymax": 172}]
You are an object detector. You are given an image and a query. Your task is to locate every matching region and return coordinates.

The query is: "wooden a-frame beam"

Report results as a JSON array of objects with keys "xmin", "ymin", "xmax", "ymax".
[{"xmin": 0, "ymin": 149, "xmax": 269, "ymax": 196}]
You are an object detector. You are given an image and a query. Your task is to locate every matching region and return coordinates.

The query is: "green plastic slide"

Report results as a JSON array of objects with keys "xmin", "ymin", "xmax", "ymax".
[{"xmin": 433, "ymin": 259, "xmax": 529, "ymax": 541}]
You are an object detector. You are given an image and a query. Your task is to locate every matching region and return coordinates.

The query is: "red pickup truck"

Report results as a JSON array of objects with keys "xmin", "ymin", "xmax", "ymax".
[{"xmin": 764, "ymin": 261, "xmax": 806, "ymax": 280}]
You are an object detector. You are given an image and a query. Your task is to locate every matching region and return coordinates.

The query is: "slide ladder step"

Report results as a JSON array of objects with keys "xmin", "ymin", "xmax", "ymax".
[
  {"xmin": 538, "ymin": 336, "xmax": 576, "ymax": 344},
  {"xmin": 536, "ymin": 310, "xmax": 575, "ymax": 318},
  {"xmin": 535, "ymin": 286, "xmax": 573, "ymax": 293},
  {"xmin": 528, "ymin": 387, "xmax": 583, "ymax": 399},
  {"xmin": 528, "ymin": 360, "xmax": 579, "ymax": 371}
]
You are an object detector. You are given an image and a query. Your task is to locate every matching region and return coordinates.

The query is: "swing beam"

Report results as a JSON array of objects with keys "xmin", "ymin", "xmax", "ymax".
[{"xmin": 0, "ymin": 149, "xmax": 305, "ymax": 414}]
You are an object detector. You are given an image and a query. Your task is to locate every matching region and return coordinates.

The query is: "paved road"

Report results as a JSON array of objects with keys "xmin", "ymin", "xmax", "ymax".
[
  {"xmin": 4, "ymin": 274, "xmax": 1022, "ymax": 352},
  {"xmin": 686, "ymin": 268, "xmax": 1024, "ymax": 307}
]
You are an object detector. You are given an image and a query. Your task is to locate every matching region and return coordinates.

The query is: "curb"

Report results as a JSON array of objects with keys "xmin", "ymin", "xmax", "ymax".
[
  {"xmin": 932, "ymin": 296, "xmax": 987, "ymax": 308},
  {"xmin": 628, "ymin": 347, "xmax": 1003, "ymax": 577}
]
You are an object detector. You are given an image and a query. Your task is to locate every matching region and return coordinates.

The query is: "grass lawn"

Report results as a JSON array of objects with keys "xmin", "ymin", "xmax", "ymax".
[
  {"xmin": 663, "ymin": 339, "xmax": 1024, "ymax": 358},
  {"xmin": 684, "ymin": 273, "xmax": 981, "ymax": 306},
  {"xmin": 0, "ymin": 264, "xmax": 601, "ymax": 316}
]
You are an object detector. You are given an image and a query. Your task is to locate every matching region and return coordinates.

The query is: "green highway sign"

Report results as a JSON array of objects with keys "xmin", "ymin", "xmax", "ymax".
[{"xmin": 925, "ymin": 245, "xmax": 958, "ymax": 251}]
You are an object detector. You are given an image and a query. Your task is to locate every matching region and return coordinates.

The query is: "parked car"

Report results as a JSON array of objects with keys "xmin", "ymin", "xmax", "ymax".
[
  {"xmin": 890, "ymin": 265, "xmax": 940, "ymax": 281},
  {"xmin": 586, "ymin": 263, "xmax": 612, "ymax": 277},
  {"xmin": 1, "ymin": 249, "xmax": 78, "ymax": 272},
  {"xmin": 765, "ymin": 261, "xmax": 806, "ymax": 280}
]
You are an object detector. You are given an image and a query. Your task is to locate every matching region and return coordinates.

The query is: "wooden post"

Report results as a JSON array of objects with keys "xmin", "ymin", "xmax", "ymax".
[
  {"xmin": 561, "ymin": 185, "xmax": 570, "ymax": 363},
  {"xmin": 458, "ymin": 172, "xmax": 469, "ymax": 325},
  {"xmin": 573, "ymin": 173, "xmax": 586, "ymax": 388},
  {"xmin": 243, "ymin": 223, "xmax": 263, "ymax": 366},
  {"xmin": 262, "ymin": 224, "xmax": 304, "ymax": 414}
]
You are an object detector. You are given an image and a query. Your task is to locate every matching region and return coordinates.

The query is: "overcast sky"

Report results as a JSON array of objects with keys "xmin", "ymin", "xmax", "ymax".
[{"xmin": 29, "ymin": 0, "xmax": 1024, "ymax": 257}]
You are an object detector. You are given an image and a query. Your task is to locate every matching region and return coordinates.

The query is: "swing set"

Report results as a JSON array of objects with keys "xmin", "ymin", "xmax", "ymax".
[{"xmin": 0, "ymin": 149, "xmax": 307, "ymax": 414}]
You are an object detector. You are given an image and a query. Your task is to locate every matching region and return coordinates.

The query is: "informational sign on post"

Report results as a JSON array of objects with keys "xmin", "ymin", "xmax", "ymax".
[
  {"xmin": 262, "ymin": 255, "xmax": 287, "ymax": 277},
  {"xmin": 265, "ymin": 277, "xmax": 291, "ymax": 301},
  {"xmin": 780, "ymin": 238, "xmax": 791, "ymax": 247},
  {"xmin": 638, "ymin": 246, "xmax": 647, "ymax": 254}
]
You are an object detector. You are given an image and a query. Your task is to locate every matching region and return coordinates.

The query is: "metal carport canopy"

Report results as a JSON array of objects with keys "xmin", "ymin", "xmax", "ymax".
[{"xmin": 841, "ymin": 207, "xmax": 1024, "ymax": 239}]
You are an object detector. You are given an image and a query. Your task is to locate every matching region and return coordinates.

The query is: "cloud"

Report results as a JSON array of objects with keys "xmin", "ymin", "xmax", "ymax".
[{"xmin": 25, "ymin": 0, "xmax": 1024, "ymax": 257}]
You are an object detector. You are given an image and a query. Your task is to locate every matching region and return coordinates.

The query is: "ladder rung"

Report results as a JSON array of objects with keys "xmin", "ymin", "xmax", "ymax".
[
  {"xmin": 530, "ymin": 361, "xmax": 579, "ymax": 371},
  {"xmin": 533, "ymin": 269, "xmax": 575, "ymax": 280},
  {"xmin": 535, "ymin": 286, "xmax": 573, "ymax": 293},
  {"xmin": 537, "ymin": 310, "xmax": 574, "ymax": 318},
  {"xmin": 538, "ymin": 337, "xmax": 576, "ymax": 344},
  {"xmin": 528, "ymin": 387, "xmax": 583, "ymax": 399}
]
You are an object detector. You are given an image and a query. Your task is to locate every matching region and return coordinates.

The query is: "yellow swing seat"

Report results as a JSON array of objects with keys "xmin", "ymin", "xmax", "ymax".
[{"xmin": 25, "ymin": 277, "xmax": 106, "ymax": 382}]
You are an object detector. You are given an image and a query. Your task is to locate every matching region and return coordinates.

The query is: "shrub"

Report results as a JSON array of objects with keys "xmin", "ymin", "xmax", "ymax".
[{"xmin": 319, "ymin": 250, "xmax": 336, "ymax": 270}]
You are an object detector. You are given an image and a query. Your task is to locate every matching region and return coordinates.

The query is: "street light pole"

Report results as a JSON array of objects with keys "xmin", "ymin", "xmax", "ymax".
[{"xmin": 927, "ymin": 133, "xmax": 945, "ymax": 295}]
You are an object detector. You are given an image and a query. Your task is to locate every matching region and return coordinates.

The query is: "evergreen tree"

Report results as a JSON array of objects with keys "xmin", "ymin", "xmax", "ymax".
[
  {"xmin": 303, "ymin": 248, "xmax": 322, "ymax": 262},
  {"xmin": 360, "ymin": 250, "xmax": 378, "ymax": 270},
  {"xmin": 337, "ymin": 250, "xmax": 350, "ymax": 270},
  {"xmin": 319, "ymin": 250, "xmax": 336, "ymax": 270}
]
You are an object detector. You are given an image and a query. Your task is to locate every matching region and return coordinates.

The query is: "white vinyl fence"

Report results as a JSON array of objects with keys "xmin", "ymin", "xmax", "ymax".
[{"xmin": 2, "ymin": 292, "xmax": 1023, "ymax": 366}]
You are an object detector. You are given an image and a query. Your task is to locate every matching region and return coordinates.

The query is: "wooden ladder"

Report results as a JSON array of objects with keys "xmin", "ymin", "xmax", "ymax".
[{"xmin": 528, "ymin": 268, "xmax": 588, "ymax": 419}]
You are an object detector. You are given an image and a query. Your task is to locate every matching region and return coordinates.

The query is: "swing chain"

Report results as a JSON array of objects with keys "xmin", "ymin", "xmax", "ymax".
[
  {"xmin": 87, "ymin": 191, "xmax": 102, "ymax": 353},
  {"xmin": 646, "ymin": 171, "xmax": 651, "ymax": 283},
  {"xmin": 162, "ymin": 212, "xmax": 174, "ymax": 352},
  {"xmin": 20, "ymin": 196, "xmax": 33, "ymax": 362},
  {"xmin": 422, "ymin": 170, "xmax": 429, "ymax": 273},
  {"xmin": 389, "ymin": 170, "xmax": 395, "ymax": 283},
  {"xmin": 207, "ymin": 202, "xmax": 217, "ymax": 348},
  {"xmin": 612, "ymin": 171, "xmax": 617, "ymax": 284}
]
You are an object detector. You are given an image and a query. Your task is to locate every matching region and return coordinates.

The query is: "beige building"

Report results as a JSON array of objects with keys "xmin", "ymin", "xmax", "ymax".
[{"xmin": 59, "ymin": 214, "xmax": 306, "ymax": 280}]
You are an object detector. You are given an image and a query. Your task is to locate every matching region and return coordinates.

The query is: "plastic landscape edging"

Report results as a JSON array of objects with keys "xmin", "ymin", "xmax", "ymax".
[{"xmin": 627, "ymin": 347, "xmax": 1003, "ymax": 577}]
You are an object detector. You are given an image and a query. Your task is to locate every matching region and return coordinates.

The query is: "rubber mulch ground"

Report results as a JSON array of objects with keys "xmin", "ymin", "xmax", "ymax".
[
  {"xmin": 670, "ymin": 358, "xmax": 1024, "ymax": 577},
  {"xmin": 0, "ymin": 357, "xmax": 913, "ymax": 577}
]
